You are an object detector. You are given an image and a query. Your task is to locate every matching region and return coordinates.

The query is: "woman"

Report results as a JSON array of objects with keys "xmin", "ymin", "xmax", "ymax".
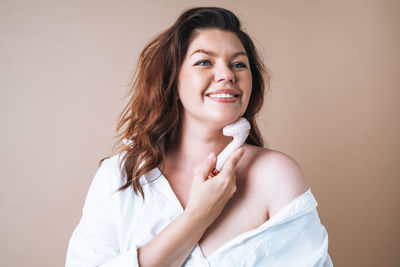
[{"xmin": 66, "ymin": 7, "xmax": 332, "ymax": 267}]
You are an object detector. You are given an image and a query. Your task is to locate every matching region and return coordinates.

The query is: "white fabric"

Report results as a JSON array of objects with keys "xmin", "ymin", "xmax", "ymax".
[{"xmin": 66, "ymin": 154, "xmax": 333, "ymax": 267}]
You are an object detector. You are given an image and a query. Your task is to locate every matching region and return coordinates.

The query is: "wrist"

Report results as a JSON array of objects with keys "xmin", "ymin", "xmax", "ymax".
[{"xmin": 181, "ymin": 209, "xmax": 211, "ymax": 233}]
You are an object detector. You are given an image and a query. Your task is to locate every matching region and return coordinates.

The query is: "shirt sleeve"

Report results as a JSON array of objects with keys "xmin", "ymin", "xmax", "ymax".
[{"xmin": 66, "ymin": 159, "xmax": 139, "ymax": 267}]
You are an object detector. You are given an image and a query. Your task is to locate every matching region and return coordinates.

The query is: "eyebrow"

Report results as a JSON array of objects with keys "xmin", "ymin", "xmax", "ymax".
[{"xmin": 190, "ymin": 49, "xmax": 247, "ymax": 58}]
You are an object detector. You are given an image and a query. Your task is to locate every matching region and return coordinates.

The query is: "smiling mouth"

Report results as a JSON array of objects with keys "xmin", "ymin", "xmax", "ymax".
[
  {"xmin": 206, "ymin": 93, "xmax": 240, "ymax": 103},
  {"xmin": 207, "ymin": 93, "xmax": 239, "ymax": 98}
]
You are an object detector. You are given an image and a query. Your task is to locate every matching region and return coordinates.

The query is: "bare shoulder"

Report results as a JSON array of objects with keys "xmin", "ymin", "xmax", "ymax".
[{"xmin": 240, "ymin": 144, "xmax": 309, "ymax": 218}]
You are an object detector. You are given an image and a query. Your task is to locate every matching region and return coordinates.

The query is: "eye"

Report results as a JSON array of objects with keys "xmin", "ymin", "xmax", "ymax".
[
  {"xmin": 231, "ymin": 62, "xmax": 247, "ymax": 69},
  {"xmin": 194, "ymin": 60, "xmax": 212, "ymax": 66}
]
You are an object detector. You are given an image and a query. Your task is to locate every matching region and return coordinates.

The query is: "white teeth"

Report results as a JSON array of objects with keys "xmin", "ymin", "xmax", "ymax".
[{"xmin": 208, "ymin": 93, "xmax": 235, "ymax": 98}]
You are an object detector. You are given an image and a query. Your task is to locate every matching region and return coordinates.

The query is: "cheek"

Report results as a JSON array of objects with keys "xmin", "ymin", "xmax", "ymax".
[
  {"xmin": 239, "ymin": 74, "xmax": 252, "ymax": 112},
  {"xmin": 242, "ymin": 73, "xmax": 253, "ymax": 98},
  {"xmin": 177, "ymin": 70, "xmax": 191, "ymax": 99},
  {"xmin": 178, "ymin": 70, "xmax": 209, "ymax": 98}
]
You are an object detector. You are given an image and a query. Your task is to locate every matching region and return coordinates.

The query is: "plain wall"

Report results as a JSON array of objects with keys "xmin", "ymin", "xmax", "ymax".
[{"xmin": 1, "ymin": 0, "xmax": 399, "ymax": 266}]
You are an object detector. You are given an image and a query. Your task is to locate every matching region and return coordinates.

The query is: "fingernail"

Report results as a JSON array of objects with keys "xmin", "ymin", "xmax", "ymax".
[
  {"xmin": 208, "ymin": 152, "xmax": 215, "ymax": 159},
  {"xmin": 242, "ymin": 146, "xmax": 246, "ymax": 152}
]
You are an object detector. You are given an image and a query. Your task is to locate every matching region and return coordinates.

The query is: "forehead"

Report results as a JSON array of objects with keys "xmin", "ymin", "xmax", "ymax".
[{"xmin": 186, "ymin": 29, "xmax": 246, "ymax": 55}]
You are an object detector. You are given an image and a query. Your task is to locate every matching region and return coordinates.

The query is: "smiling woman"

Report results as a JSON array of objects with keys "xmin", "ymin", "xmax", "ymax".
[
  {"xmin": 178, "ymin": 29, "xmax": 252, "ymax": 127},
  {"xmin": 66, "ymin": 7, "xmax": 333, "ymax": 267}
]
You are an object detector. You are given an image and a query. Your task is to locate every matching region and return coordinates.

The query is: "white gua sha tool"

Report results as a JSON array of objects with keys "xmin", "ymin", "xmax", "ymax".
[{"xmin": 209, "ymin": 118, "xmax": 251, "ymax": 177}]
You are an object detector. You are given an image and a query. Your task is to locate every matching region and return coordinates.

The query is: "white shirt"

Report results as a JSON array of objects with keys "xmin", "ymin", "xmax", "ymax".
[{"xmin": 66, "ymin": 154, "xmax": 333, "ymax": 267}]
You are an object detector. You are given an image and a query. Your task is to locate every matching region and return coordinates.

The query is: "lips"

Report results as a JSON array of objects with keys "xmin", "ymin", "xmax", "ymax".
[{"xmin": 205, "ymin": 89, "xmax": 240, "ymax": 103}]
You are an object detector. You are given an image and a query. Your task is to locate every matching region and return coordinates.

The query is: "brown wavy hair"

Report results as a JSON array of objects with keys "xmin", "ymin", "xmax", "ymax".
[{"xmin": 115, "ymin": 7, "xmax": 269, "ymax": 198}]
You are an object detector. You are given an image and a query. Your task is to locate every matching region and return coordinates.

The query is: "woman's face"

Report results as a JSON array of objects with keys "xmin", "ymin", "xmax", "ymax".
[{"xmin": 177, "ymin": 28, "xmax": 252, "ymax": 128}]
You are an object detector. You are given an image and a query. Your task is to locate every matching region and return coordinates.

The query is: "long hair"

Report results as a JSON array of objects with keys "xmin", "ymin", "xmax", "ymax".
[{"xmin": 115, "ymin": 7, "xmax": 269, "ymax": 198}]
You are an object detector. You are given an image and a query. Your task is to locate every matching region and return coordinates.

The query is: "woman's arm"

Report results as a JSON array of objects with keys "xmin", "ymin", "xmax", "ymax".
[
  {"xmin": 137, "ymin": 211, "xmax": 205, "ymax": 267},
  {"xmin": 137, "ymin": 148, "xmax": 245, "ymax": 267},
  {"xmin": 66, "ymin": 158, "xmax": 137, "ymax": 267},
  {"xmin": 66, "ymin": 149, "xmax": 244, "ymax": 267}
]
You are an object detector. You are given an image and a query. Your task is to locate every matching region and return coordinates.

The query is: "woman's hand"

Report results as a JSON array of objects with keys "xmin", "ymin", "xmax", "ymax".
[
  {"xmin": 184, "ymin": 147, "xmax": 246, "ymax": 226},
  {"xmin": 137, "ymin": 147, "xmax": 245, "ymax": 267}
]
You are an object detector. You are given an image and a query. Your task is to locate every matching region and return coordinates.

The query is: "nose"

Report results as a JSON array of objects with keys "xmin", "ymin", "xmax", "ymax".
[{"xmin": 214, "ymin": 63, "xmax": 235, "ymax": 83}]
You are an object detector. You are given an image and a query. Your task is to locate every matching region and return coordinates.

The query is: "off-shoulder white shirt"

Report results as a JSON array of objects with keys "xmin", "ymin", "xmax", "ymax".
[{"xmin": 66, "ymin": 154, "xmax": 333, "ymax": 267}]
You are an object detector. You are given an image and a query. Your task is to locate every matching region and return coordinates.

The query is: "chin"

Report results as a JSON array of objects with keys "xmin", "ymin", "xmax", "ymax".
[{"xmin": 207, "ymin": 113, "xmax": 243, "ymax": 128}]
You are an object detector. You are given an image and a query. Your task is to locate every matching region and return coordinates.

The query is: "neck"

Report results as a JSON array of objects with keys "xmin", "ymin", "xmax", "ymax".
[{"xmin": 163, "ymin": 117, "xmax": 232, "ymax": 173}]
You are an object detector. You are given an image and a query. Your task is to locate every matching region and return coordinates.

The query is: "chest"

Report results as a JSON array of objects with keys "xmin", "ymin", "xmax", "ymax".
[
  {"xmin": 199, "ymin": 182, "xmax": 268, "ymax": 257},
  {"xmin": 166, "ymin": 171, "xmax": 269, "ymax": 258}
]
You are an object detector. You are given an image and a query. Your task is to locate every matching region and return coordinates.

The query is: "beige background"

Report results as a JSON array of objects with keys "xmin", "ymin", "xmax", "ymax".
[{"xmin": 1, "ymin": 0, "xmax": 399, "ymax": 266}]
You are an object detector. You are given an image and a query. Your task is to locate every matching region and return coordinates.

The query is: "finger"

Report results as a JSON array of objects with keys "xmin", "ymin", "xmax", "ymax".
[
  {"xmin": 197, "ymin": 152, "xmax": 217, "ymax": 181},
  {"xmin": 221, "ymin": 146, "xmax": 245, "ymax": 176}
]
